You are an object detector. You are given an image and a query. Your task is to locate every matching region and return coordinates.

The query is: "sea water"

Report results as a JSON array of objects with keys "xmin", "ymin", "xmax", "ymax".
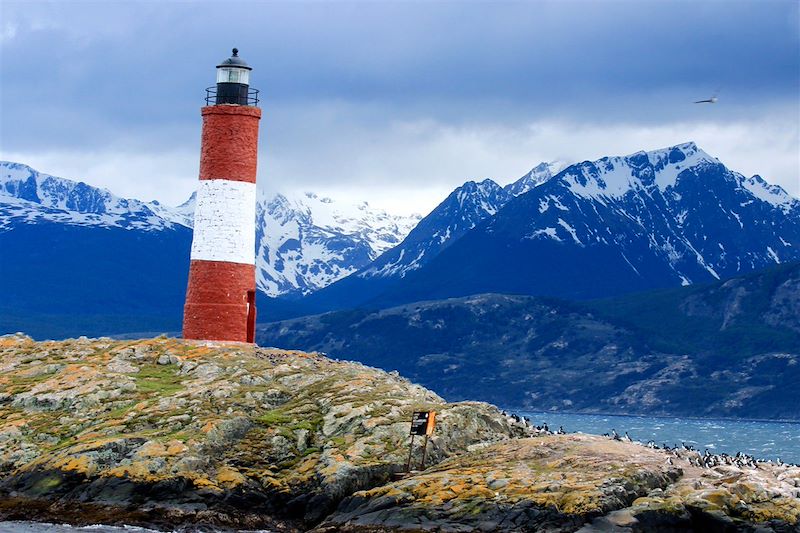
[{"xmin": 518, "ymin": 411, "xmax": 800, "ymax": 464}]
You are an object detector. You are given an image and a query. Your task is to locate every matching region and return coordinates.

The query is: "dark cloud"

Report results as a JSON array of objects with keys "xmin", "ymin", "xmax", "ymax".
[{"xmin": 1, "ymin": 0, "xmax": 797, "ymax": 210}]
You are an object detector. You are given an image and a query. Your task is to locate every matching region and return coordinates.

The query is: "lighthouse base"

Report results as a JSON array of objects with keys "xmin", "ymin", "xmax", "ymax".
[{"xmin": 183, "ymin": 260, "xmax": 256, "ymax": 343}]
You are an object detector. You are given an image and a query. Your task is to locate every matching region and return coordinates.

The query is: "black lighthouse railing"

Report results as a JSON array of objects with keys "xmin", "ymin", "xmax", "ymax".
[{"xmin": 205, "ymin": 86, "xmax": 260, "ymax": 107}]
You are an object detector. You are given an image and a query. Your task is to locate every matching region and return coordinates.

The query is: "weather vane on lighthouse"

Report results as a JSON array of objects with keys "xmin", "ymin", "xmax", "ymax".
[{"xmin": 183, "ymin": 48, "xmax": 262, "ymax": 343}]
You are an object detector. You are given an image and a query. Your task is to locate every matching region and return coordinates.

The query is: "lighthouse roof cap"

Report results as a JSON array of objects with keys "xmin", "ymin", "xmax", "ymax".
[{"xmin": 217, "ymin": 48, "xmax": 252, "ymax": 70}]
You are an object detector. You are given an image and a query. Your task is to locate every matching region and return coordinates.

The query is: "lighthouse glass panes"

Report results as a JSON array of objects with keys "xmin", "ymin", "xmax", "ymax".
[{"xmin": 216, "ymin": 66, "xmax": 250, "ymax": 85}]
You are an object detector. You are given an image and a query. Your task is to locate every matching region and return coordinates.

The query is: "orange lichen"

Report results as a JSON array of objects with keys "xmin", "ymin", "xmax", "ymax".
[
  {"xmin": 217, "ymin": 467, "xmax": 247, "ymax": 488},
  {"xmin": 53, "ymin": 455, "xmax": 95, "ymax": 476}
]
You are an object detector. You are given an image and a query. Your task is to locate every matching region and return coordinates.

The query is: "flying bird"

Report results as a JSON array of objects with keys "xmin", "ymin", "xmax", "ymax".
[
  {"xmin": 695, "ymin": 89, "xmax": 720, "ymax": 104},
  {"xmin": 694, "ymin": 96, "xmax": 718, "ymax": 104}
]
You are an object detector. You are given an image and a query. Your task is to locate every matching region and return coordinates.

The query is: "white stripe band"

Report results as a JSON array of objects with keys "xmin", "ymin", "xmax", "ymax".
[{"xmin": 190, "ymin": 179, "xmax": 256, "ymax": 265}]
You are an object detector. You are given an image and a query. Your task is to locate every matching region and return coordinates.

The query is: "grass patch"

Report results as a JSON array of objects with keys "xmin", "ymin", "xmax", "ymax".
[
  {"xmin": 290, "ymin": 414, "xmax": 323, "ymax": 433},
  {"xmin": 256, "ymin": 409, "xmax": 293, "ymax": 427},
  {"xmin": 6, "ymin": 371, "xmax": 56, "ymax": 394},
  {"xmin": 329, "ymin": 436, "xmax": 347, "ymax": 449},
  {"xmin": 134, "ymin": 364, "xmax": 183, "ymax": 395},
  {"xmin": 105, "ymin": 402, "xmax": 136, "ymax": 419},
  {"xmin": 158, "ymin": 430, "xmax": 193, "ymax": 443},
  {"xmin": 367, "ymin": 404, "xmax": 393, "ymax": 418}
]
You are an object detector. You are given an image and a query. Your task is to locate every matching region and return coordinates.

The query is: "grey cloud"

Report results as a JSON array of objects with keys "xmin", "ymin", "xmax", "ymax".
[{"xmin": 0, "ymin": 0, "xmax": 797, "ymax": 212}]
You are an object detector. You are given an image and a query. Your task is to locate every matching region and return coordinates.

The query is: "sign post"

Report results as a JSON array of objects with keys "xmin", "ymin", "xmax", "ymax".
[
  {"xmin": 406, "ymin": 433, "xmax": 416, "ymax": 472},
  {"xmin": 406, "ymin": 411, "xmax": 436, "ymax": 472}
]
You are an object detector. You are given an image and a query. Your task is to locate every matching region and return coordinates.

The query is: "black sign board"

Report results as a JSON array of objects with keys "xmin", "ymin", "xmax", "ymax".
[
  {"xmin": 407, "ymin": 410, "xmax": 437, "ymax": 472},
  {"xmin": 410, "ymin": 411, "xmax": 433, "ymax": 436}
]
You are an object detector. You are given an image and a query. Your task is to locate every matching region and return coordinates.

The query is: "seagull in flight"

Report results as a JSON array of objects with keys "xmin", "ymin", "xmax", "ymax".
[
  {"xmin": 694, "ymin": 96, "xmax": 718, "ymax": 104},
  {"xmin": 695, "ymin": 89, "xmax": 719, "ymax": 104}
]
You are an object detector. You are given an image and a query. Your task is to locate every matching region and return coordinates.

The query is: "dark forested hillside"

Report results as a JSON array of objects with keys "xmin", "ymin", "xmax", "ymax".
[{"xmin": 257, "ymin": 262, "xmax": 800, "ymax": 420}]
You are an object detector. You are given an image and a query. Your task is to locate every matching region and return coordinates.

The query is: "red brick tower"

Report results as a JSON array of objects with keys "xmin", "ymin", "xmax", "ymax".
[{"xmin": 183, "ymin": 49, "xmax": 261, "ymax": 343}]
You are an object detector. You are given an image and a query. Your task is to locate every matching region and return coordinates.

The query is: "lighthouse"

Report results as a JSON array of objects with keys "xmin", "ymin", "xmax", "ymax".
[{"xmin": 183, "ymin": 49, "xmax": 261, "ymax": 343}]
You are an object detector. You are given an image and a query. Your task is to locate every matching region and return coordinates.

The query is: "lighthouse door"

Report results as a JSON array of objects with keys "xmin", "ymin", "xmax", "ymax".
[{"xmin": 246, "ymin": 290, "xmax": 256, "ymax": 343}]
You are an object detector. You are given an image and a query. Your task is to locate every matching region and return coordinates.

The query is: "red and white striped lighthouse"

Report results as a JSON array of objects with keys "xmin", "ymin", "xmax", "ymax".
[{"xmin": 183, "ymin": 48, "xmax": 261, "ymax": 343}]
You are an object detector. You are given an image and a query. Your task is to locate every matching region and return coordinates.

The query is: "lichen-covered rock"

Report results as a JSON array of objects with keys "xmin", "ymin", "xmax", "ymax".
[
  {"xmin": 625, "ymin": 459, "xmax": 800, "ymax": 532},
  {"xmin": 318, "ymin": 435, "xmax": 800, "ymax": 532},
  {"xmin": 1, "ymin": 335, "xmax": 797, "ymax": 532},
  {"xmin": 0, "ymin": 335, "xmax": 527, "ymax": 530},
  {"xmin": 318, "ymin": 435, "xmax": 681, "ymax": 532}
]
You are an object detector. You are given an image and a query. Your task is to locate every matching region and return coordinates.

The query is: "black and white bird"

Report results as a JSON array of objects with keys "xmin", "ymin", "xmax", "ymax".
[
  {"xmin": 694, "ymin": 89, "xmax": 719, "ymax": 104},
  {"xmin": 694, "ymin": 95, "xmax": 718, "ymax": 104}
]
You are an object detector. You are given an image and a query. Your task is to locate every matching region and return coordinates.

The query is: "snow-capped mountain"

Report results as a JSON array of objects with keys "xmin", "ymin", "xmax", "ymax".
[
  {"xmin": 0, "ymin": 162, "xmax": 194, "ymax": 231},
  {"xmin": 357, "ymin": 163, "xmax": 566, "ymax": 282},
  {"xmin": 255, "ymin": 191, "xmax": 420, "ymax": 295},
  {"xmin": 359, "ymin": 179, "xmax": 511, "ymax": 279},
  {"xmin": 0, "ymin": 162, "xmax": 195, "ymax": 339},
  {"xmin": 307, "ymin": 142, "xmax": 800, "ymax": 310},
  {"xmin": 0, "ymin": 161, "xmax": 420, "ymax": 298},
  {"xmin": 5, "ymin": 142, "xmax": 798, "ymax": 335},
  {"xmin": 503, "ymin": 161, "xmax": 567, "ymax": 197},
  {"xmin": 529, "ymin": 142, "xmax": 799, "ymax": 286},
  {"xmin": 296, "ymin": 164, "xmax": 564, "ymax": 311}
]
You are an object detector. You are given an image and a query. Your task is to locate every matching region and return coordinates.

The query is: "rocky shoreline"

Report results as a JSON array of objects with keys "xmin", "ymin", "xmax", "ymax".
[
  {"xmin": 318, "ymin": 435, "xmax": 800, "ymax": 532},
  {"xmin": 1, "ymin": 335, "xmax": 798, "ymax": 532}
]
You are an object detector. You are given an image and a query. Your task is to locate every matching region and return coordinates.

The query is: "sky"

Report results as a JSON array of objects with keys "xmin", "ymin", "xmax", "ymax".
[{"xmin": 1, "ymin": 0, "xmax": 798, "ymax": 216}]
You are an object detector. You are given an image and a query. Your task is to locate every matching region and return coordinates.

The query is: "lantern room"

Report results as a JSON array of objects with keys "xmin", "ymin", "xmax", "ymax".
[{"xmin": 207, "ymin": 48, "xmax": 259, "ymax": 106}]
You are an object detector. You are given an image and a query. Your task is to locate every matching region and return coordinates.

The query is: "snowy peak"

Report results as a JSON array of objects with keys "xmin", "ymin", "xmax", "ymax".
[
  {"xmin": 640, "ymin": 141, "xmax": 717, "ymax": 189},
  {"xmin": 355, "ymin": 165, "xmax": 581, "ymax": 282},
  {"xmin": 430, "ymin": 178, "xmax": 511, "ymax": 244},
  {"xmin": 740, "ymin": 174, "xmax": 797, "ymax": 213},
  {"xmin": 505, "ymin": 161, "xmax": 567, "ymax": 196},
  {"xmin": 324, "ymin": 141, "xmax": 799, "ymax": 310},
  {"xmin": 0, "ymin": 161, "xmax": 191, "ymax": 232},
  {"xmin": 560, "ymin": 142, "xmax": 715, "ymax": 200},
  {"xmin": 557, "ymin": 142, "xmax": 798, "ymax": 214},
  {"xmin": 167, "ymin": 193, "xmax": 197, "ymax": 227},
  {"xmin": 257, "ymin": 189, "xmax": 418, "ymax": 253},
  {"xmin": 490, "ymin": 142, "xmax": 800, "ymax": 289},
  {"xmin": 358, "ymin": 178, "xmax": 512, "ymax": 280},
  {"xmin": 1, "ymin": 161, "xmax": 117, "ymax": 212},
  {"xmin": 454, "ymin": 178, "xmax": 510, "ymax": 215},
  {"xmin": 254, "ymin": 188, "xmax": 421, "ymax": 296}
]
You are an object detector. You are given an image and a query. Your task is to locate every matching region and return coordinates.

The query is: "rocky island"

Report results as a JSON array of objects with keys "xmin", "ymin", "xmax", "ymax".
[{"xmin": 0, "ymin": 335, "xmax": 798, "ymax": 532}]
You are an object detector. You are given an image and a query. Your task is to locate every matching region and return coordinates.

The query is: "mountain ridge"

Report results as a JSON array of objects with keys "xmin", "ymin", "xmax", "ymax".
[
  {"xmin": 305, "ymin": 141, "xmax": 799, "ymax": 311},
  {"xmin": 0, "ymin": 161, "xmax": 194, "ymax": 231},
  {"xmin": 284, "ymin": 162, "xmax": 567, "ymax": 314},
  {"xmin": 0, "ymin": 161, "xmax": 420, "ymax": 298},
  {"xmin": 3, "ymin": 141, "xmax": 798, "ymax": 337},
  {"xmin": 503, "ymin": 160, "xmax": 567, "ymax": 196},
  {"xmin": 254, "ymin": 189, "xmax": 420, "ymax": 295}
]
